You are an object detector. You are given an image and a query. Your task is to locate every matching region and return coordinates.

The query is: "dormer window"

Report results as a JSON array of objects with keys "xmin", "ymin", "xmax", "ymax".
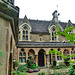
[
  {"xmin": 52, "ymin": 28, "xmax": 56, "ymax": 41},
  {"xmin": 22, "ymin": 26, "xmax": 28, "ymax": 40}
]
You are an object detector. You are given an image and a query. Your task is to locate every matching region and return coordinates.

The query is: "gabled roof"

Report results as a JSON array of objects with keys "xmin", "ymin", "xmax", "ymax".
[
  {"xmin": 19, "ymin": 19, "xmax": 75, "ymax": 33},
  {"xmin": 67, "ymin": 20, "xmax": 73, "ymax": 27},
  {"xmin": 29, "ymin": 19, "xmax": 50, "ymax": 33}
]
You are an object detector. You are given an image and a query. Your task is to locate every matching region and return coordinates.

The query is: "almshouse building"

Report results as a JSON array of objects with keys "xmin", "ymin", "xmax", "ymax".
[
  {"xmin": 17, "ymin": 10, "xmax": 75, "ymax": 67},
  {"xmin": 0, "ymin": 0, "xmax": 19, "ymax": 75}
]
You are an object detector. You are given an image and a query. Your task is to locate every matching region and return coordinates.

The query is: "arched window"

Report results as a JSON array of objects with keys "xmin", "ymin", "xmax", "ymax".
[
  {"xmin": 52, "ymin": 28, "xmax": 56, "ymax": 41},
  {"xmin": 71, "ymin": 50, "xmax": 75, "ymax": 59},
  {"xmin": 57, "ymin": 48, "xmax": 62, "ymax": 61},
  {"xmin": 23, "ymin": 52, "xmax": 26, "ymax": 63},
  {"xmin": 22, "ymin": 26, "xmax": 28, "ymax": 40},
  {"xmin": 71, "ymin": 51, "xmax": 73, "ymax": 59},
  {"xmin": 19, "ymin": 49, "xmax": 26, "ymax": 63},
  {"xmin": 19, "ymin": 52, "xmax": 22, "ymax": 63}
]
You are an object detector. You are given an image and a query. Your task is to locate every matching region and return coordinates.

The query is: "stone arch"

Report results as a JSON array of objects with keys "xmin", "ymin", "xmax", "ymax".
[
  {"xmin": 38, "ymin": 49, "xmax": 46, "ymax": 66},
  {"xmin": 48, "ymin": 25, "xmax": 56, "ymax": 33},
  {"xmin": 37, "ymin": 48, "xmax": 46, "ymax": 53},
  {"xmin": 28, "ymin": 49, "xmax": 35, "ymax": 60},
  {"xmin": 19, "ymin": 23, "xmax": 31, "ymax": 32},
  {"xmin": 19, "ymin": 48, "xmax": 26, "ymax": 63},
  {"xmin": 19, "ymin": 23, "xmax": 31, "ymax": 41},
  {"xmin": 63, "ymin": 49, "xmax": 69, "ymax": 56}
]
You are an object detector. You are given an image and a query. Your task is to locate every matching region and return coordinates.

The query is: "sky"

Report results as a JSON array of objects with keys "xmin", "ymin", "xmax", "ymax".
[{"xmin": 15, "ymin": 0, "xmax": 75, "ymax": 23}]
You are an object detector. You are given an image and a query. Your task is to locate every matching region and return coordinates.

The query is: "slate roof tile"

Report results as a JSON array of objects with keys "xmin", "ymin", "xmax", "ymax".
[{"xmin": 19, "ymin": 19, "xmax": 75, "ymax": 33}]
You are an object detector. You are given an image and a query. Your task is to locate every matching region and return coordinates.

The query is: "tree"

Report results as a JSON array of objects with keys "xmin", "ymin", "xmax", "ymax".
[
  {"xmin": 54, "ymin": 26, "xmax": 75, "ymax": 44},
  {"xmin": 54, "ymin": 26, "xmax": 75, "ymax": 63}
]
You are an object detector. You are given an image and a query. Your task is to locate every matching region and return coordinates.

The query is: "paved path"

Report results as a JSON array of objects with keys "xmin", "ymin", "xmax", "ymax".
[{"xmin": 27, "ymin": 68, "xmax": 69, "ymax": 75}]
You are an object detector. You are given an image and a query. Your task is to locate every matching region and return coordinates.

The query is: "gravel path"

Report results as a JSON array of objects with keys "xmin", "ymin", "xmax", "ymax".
[{"xmin": 27, "ymin": 68, "xmax": 69, "ymax": 75}]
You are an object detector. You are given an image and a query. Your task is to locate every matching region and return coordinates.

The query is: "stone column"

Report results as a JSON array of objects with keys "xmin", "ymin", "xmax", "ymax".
[
  {"xmin": 69, "ymin": 50, "xmax": 71, "ymax": 60},
  {"xmin": 61, "ymin": 50, "xmax": 64, "ymax": 62},
  {"xmin": 20, "ymin": 30, "xmax": 22, "ymax": 40},
  {"xmin": 55, "ymin": 53, "xmax": 57, "ymax": 61},
  {"xmin": 35, "ymin": 55, "xmax": 38, "ymax": 66},
  {"xmin": 25, "ymin": 49, "xmax": 28, "ymax": 62},
  {"xmin": 44, "ymin": 54, "xmax": 46, "ymax": 66},
  {"xmin": 46, "ymin": 54, "xmax": 49, "ymax": 67}
]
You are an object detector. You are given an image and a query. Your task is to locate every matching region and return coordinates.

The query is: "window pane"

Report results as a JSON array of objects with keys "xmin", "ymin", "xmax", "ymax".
[
  {"xmin": 22, "ymin": 35, "xmax": 25, "ymax": 40},
  {"xmin": 23, "ymin": 58, "xmax": 25, "ymax": 63},
  {"xmin": 53, "ymin": 56, "xmax": 55, "ymax": 60},
  {"xmin": 55, "ymin": 37, "xmax": 56, "ymax": 41},
  {"xmin": 23, "ymin": 31, "xmax": 25, "ymax": 34},
  {"xmin": 60, "ymin": 56, "xmax": 62, "ymax": 60},
  {"xmin": 19, "ymin": 53, "xmax": 22, "ymax": 56},
  {"xmin": 52, "ymin": 32, "xmax": 53, "ymax": 36},
  {"xmin": 26, "ymin": 36, "xmax": 28, "ymax": 40},
  {"xmin": 57, "ymin": 56, "xmax": 59, "ymax": 60},
  {"xmin": 52, "ymin": 28, "xmax": 55, "ymax": 31},
  {"xmin": 23, "ymin": 53, "xmax": 25, "ymax": 56},
  {"xmin": 26, "ymin": 31, "xmax": 28, "ymax": 34},
  {"xmin": 54, "ymin": 32, "xmax": 56, "ymax": 34},
  {"xmin": 19, "ymin": 58, "xmax": 22, "ymax": 63},
  {"xmin": 52, "ymin": 37, "xmax": 54, "ymax": 40},
  {"xmin": 67, "ymin": 52, "xmax": 69, "ymax": 55}
]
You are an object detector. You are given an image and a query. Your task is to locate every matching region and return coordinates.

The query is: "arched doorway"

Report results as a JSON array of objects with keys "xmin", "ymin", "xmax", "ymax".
[{"xmin": 38, "ymin": 49, "xmax": 45, "ymax": 66}]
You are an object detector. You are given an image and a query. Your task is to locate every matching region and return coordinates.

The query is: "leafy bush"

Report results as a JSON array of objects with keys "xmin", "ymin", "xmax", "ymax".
[
  {"xmin": 13, "ymin": 61, "xmax": 19, "ymax": 69},
  {"xmin": 68, "ymin": 63, "xmax": 75, "ymax": 75},
  {"xmin": 72, "ymin": 63, "xmax": 75, "ymax": 69},
  {"xmin": 38, "ymin": 72, "xmax": 45, "ymax": 75},
  {"xmin": 64, "ymin": 58, "xmax": 70, "ymax": 66},
  {"xmin": 59, "ymin": 62, "xmax": 65, "ymax": 66},
  {"xmin": 53, "ymin": 60, "xmax": 56, "ymax": 66},
  {"xmin": 53, "ymin": 71, "xmax": 63, "ymax": 75},
  {"xmin": 13, "ymin": 70, "xmax": 27, "ymax": 75},
  {"xmin": 27, "ymin": 58, "xmax": 40, "ymax": 72},
  {"xmin": 17, "ymin": 64, "xmax": 27, "ymax": 72}
]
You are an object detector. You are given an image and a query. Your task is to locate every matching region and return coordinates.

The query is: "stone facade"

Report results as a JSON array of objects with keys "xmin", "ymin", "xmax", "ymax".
[
  {"xmin": 17, "ymin": 10, "xmax": 75, "ymax": 67},
  {"xmin": 0, "ymin": 0, "xmax": 19, "ymax": 75}
]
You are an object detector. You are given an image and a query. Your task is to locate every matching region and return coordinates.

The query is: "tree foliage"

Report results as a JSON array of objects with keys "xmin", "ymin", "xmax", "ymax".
[
  {"xmin": 0, "ymin": 51, "xmax": 4, "ymax": 65},
  {"xmin": 54, "ymin": 26, "xmax": 75, "ymax": 43}
]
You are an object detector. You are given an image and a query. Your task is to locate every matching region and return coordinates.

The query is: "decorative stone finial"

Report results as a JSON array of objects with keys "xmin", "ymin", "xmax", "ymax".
[{"xmin": 52, "ymin": 10, "xmax": 58, "ymax": 22}]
